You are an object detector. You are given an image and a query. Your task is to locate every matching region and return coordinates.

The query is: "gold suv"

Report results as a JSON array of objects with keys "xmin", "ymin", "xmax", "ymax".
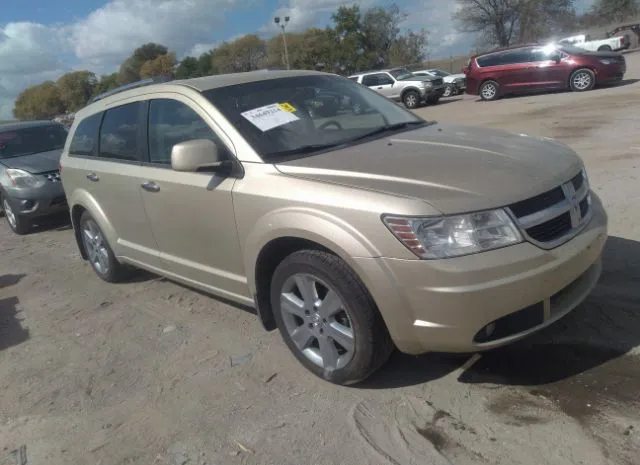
[{"xmin": 60, "ymin": 71, "xmax": 607, "ymax": 384}]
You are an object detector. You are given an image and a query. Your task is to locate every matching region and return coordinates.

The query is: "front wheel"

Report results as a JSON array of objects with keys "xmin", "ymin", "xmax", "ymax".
[
  {"xmin": 570, "ymin": 68, "xmax": 595, "ymax": 92},
  {"xmin": 271, "ymin": 250, "xmax": 394, "ymax": 385},
  {"xmin": 479, "ymin": 80, "xmax": 500, "ymax": 101},
  {"xmin": 2, "ymin": 195, "xmax": 30, "ymax": 235},
  {"xmin": 402, "ymin": 90, "xmax": 420, "ymax": 109}
]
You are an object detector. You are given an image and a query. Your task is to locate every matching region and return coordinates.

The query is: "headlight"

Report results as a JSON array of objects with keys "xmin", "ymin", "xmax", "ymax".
[
  {"xmin": 5, "ymin": 168, "xmax": 45, "ymax": 189},
  {"xmin": 423, "ymin": 81, "xmax": 433, "ymax": 88},
  {"xmin": 383, "ymin": 209, "xmax": 522, "ymax": 259},
  {"xmin": 599, "ymin": 59, "xmax": 613, "ymax": 65}
]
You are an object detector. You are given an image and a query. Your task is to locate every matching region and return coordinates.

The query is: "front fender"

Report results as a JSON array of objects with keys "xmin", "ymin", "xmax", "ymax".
[{"xmin": 243, "ymin": 207, "xmax": 381, "ymax": 294}]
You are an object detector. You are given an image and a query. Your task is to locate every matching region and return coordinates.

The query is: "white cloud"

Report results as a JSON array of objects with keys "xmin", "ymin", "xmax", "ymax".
[
  {"xmin": 0, "ymin": 22, "xmax": 65, "ymax": 75},
  {"xmin": 69, "ymin": 0, "xmax": 239, "ymax": 71},
  {"xmin": 187, "ymin": 43, "xmax": 219, "ymax": 58}
]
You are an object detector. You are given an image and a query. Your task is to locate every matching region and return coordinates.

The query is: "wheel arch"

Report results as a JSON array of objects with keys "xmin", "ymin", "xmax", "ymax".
[
  {"xmin": 68, "ymin": 190, "xmax": 118, "ymax": 261},
  {"xmin": 400, "ymin": 86, "xmax": 421, "ymax": 100},
  {"xmin": 244, "ymin": 210, "xmax": 382, "ymax": 331}
]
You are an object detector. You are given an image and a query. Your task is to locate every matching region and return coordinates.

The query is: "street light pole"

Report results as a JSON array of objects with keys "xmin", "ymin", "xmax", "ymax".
[{"xmin": 274, "ymin": 16, "xmax": 290, "ymax": 70}]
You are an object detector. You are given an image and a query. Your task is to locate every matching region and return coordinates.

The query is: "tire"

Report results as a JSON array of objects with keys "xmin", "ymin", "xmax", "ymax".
[
  {"xmin": 598, "ymin": 45, "xmax": 612, "ymax": 52},
  {"xmin": 479, "ymin": 80, "xmax": 500, "ymax": 101},
  {"xmin": 79, "ymin": 211, "xmax": 129, "ymax": 283},
  {"xmin": 442, "ymin": 84, "xmax": 453, "ymax": 97},
  {"xmin": 402, "ymin": 90, "xmax": 420, "ymax": 109},
  {"xmin": 2, "ymin": 194, "xmax": 30, "ymax": 235},
  {"xmin": 569, "ymin": 68, "xmax": 595, "ymax": 92},
  {"xmin": 271, "ymin": 250, "xmax": 394, "ymax": 385}
]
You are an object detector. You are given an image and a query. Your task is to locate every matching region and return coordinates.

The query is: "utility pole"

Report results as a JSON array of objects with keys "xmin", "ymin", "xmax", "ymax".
[{"xmin": 274, "ymin": 16, "xmax": 290, "ymax": 70}]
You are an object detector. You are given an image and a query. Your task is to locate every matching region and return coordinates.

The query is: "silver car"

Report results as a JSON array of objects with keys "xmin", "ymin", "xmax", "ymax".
[
  {"xmin": 0, "ymin": 121, "xmax": 68, "ymax": 234},
  {"xmin": 349, "ymin": 67, "xmax": 445, "ymax": 109}
]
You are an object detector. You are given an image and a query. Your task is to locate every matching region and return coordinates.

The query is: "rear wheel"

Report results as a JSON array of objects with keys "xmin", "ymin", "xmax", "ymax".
[
  {"xmin": 479, "ymin": 80, "xmax": 500, "ymax": 101},
  {"xmin": 2, "ymin": 195, "xmax": 30, "ymax": 235},
  {"xmin": 402, "ymin": 90, "xmax": 420, "ymax": 109},
  {"xmin": 598, "ymin": 45, "xmax": 612, "ymax": 52},
  {"xmin": 271, "ymin": 250, "xmax": 394, "ymax": 385},
  {"xmin": 79, "ymin": 211, "xmax": 129, "ymax": 283},
  {"xmin": 570, "ymin": 68, "xmax": 595, "ymax": 92}
]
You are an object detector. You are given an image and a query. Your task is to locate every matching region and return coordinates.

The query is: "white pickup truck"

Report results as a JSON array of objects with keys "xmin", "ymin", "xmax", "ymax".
[{"xmin": 559, "ymin": 33, "xmax": 629, "ymax": 52}]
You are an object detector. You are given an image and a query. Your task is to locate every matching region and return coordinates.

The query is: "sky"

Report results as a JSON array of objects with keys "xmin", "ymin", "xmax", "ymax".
[{"xmin": 1, "ymin": 0, "xmax": 595, "ymax": 119}]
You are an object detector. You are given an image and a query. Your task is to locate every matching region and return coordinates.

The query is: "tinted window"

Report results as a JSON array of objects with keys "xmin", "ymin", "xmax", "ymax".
[
  {"xmin": 377, "ymin": 74, "xmax": 395, "ymax": 85},
  {"xmin": 148, "ymin": 99, "xmax": 224, "ymax": 165},
  {"xmin": 0, "ymin": 124, "xmax": 68, "ymax": 159},
  {"xmin": 502, "ymin": 49, "xmax": 534, "ymax": 64},
  {"xmin": 99, "ymin": 102, "xmax": 142, "ymax": 161},
  {"xmin": 362, "ymin": 75, "xmax": 378, "ymax": 86},
  {"xmin": 69, "ymin": 114, "xmax": 102, "ymax": 156},
  {"xmin": 348, "ymin": 77, "xmax": 358, "ymax": 81},
  {"xmin": 477, "ymin": 53, "xmax": 504, "ymax": 67}
]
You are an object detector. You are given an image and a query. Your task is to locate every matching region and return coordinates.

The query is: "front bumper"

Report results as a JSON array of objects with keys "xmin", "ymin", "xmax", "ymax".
[
  {"xmin": 353, "ymin": 194, "xmax": 607, "ymax": 355},
  {"xmin": 425, "ymin": 85, "xmax": 446, "ymax": 98},
  {"xmin": 3, "ymin": 181, "xmax": 68, "ymax": 219}
]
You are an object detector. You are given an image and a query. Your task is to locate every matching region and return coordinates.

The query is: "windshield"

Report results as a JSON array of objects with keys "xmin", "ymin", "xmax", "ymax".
[
  {"xmin": 0, "ymin": 125, "xmax": 68, "ymax": 159},
  {"xmin": 203, "ymin": 75, "xmax": 426, "ymax": 161},
  {"xmin": 389, "ymin": 68, "xmax": 415, "ymax": 81},
  {"xmin": 429, "ymin": 69, "xmax": 450, "ymax": 77}
]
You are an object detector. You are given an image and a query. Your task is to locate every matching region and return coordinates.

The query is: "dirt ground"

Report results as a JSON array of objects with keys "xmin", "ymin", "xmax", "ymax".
[{"xmin": 2, "ymin": 56, "xmax": 640, "ymax": 465}]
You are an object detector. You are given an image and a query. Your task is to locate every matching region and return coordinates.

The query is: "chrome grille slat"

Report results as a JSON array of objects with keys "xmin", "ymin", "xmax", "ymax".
[
  {"xmin": 507, "ymin": 169, "xmax": 591, "ymax": 249},
  {"xmin": 42, "ymin": 170, "xmax": 61, "ymax": 182}
]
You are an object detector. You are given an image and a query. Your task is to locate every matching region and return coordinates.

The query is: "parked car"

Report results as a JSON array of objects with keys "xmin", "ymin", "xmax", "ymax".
[
  {"xmin": 61, "ymin": 71, "xmax": 606, "ymax": 384},
  {"xmin": 348, "ymin": 67, "xmax": 445, "ymax": 108},
  {"xmin": 412, "ymin": 69, "xmax": 466, "ymax": 97},
  {"xmin": 558, "ymin": 33, "xmax": 629, "ymax": 52},
  {"xmin": 465, "ymin": 43, "xmax": 626, "ymax": 101},
  {"xmin": 0, "ymin": 121, "xmax": 69, "ymax": 234}
]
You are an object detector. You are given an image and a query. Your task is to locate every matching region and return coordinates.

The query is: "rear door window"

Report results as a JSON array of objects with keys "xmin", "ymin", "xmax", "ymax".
[
  {"xmin": 477, "ymin": 52, "xmax": 505, "ymax": 67},
  {"xmin": 69, "ymin": 113, "xmax": 102, "ymax": 156},
  {"xmin": 99, "ymin": 102, "xmax": 143, "ymax": 161},
  {"xmin": 361, "ymin": 74, "xmax": 378, "ymax": 86}
]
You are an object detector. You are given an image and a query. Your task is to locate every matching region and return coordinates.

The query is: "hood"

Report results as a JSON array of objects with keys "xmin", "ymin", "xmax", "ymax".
[
  {"xmin": 276, "ymin": 124, "xmax": 582, "ymax": 214},
  {"xmin": 0, "ymin": 149, "xmax": 62, "ymax": 174},
  {"xmin": 401, "ymin": 75, "xmax": 439, "ymax": 83}
]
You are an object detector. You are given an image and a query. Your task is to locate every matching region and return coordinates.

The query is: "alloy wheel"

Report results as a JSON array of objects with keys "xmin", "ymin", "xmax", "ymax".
[
  {"xmin": 443, "ymin": 85, "xmax": 452, "ymax": 97},
  {"xmin": 481, "ymin": 83, "xmax": 497, "ymax": 100},
  {"xmin": 3, "ymin": 199, "xmax": 16, "ymax": 229},
  {"xmin": 279, "ymin": 273, "xmax": 355, "ymax": 371},
  {"xmin": 572, "ymin": 72, "xmax": 592, "ymax": 91},
  {"xmin": 82, "ymin": 219, "xmax": 110, "ymax": 275},
  {"xmin": 404, "ymin": 93, "xmax": 418, "ymax": 108}
]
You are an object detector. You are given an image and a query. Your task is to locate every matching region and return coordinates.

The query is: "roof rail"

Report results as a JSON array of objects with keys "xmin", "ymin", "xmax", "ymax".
[{"xmin": 89, "ymin": 75, "xmax": 173, "ymax": 104}]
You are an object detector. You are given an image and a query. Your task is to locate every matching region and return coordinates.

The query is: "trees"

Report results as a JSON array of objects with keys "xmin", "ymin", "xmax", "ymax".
[
  {"xmin": 140, "ymin": 52, "xmax": 177, "ymax": 79},
  {"xmin": 118, "ymin": 43, "xmax": 169, "ymax": 84},
  {"xmin": 175, "ymin": 56, "xmax": 200, "ymax": 79},
  {"xmin": 388, "ymin": 30, "xmax": 429, "ymax": 67},
  {"xmin": 453, "ymin": 0, "xmax": 575, "ymax": 47},
  {"xmin": 13, "ymin": 82, "xmax": 65, "ymax": 120},
  {"xmin": 590, "ymin": 0, "xmax": 640, "ymax": 23},
  {"xmin": 56, "ymin": 71, "xmax": 97, "ymax": 112},
  {"xmin": 93, "ymin": 73, "xmax": 120, "ymax": 97},
  {"xmin": 211, "ymin": 35, "xmax": 266, "ymax": 73}
]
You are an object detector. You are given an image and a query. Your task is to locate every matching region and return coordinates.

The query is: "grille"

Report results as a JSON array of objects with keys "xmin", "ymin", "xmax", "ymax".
[
  {"xmin": 508, "ymin": 169, "xmax": 591, "ymax": 248},
  {"xmin": 431, "ymin": 78, "xmax": 444, "ymax": 86},
  {"xmin": 43, "ymin": 170, "xmax": 61, "ymax": 182}
]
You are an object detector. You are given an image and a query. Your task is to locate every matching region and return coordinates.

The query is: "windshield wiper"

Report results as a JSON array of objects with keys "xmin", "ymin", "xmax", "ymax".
[
  {"xmin": 263, "ymin": 143, "xmax": 344, "ymax": 159},
  {"xmin": 351, "ymin": 121, "xmax": 427, "ymax": 142}
]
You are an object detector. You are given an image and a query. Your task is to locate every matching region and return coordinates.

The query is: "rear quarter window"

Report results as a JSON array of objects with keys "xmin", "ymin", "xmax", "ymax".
[
  {"xmin": 99, "ymin": 102, "xmax": 143, "ymax": 161},
  {"xmin": 69, "ymin": 113, "xmax": 102, "ymax": 156}
]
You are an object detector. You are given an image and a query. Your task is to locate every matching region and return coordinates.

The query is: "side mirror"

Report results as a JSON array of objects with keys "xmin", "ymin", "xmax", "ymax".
[
  {"xmin": 171, "ymin": 139, "xmax": 230, "ymax": 173},
  {"xmin": 552, "ymin": 54, "xmax": 562, "ymax": 64}
]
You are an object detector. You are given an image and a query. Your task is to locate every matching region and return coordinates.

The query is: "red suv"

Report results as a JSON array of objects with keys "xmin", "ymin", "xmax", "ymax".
[{"xmin": 465, "ymin": 43, "xmax": 626, "ymax": 101}]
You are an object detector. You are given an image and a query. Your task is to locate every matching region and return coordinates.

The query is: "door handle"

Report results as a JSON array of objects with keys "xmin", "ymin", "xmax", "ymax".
[
  {"xmin": 377, "ymin": 86, "xmax": 383, "ymax": 89},
  {"xmin": 86, "ymin": 173, "xmax": 99, "ymax": 182},
  {"xmin": 141, "ymin": 181, "xmax": 160, "ymax": 192}
]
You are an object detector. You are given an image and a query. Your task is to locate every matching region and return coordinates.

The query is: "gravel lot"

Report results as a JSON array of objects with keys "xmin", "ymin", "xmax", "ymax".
[{"xmin": 1, "ymin": 55, "xmax": 639, "ymax": 465}]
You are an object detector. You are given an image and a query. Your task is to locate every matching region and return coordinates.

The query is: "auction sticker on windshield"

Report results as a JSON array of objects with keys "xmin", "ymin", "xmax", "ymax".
[{"xmin": 241, "ymin": 103, "xmax": 299, "ymax": 132}]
